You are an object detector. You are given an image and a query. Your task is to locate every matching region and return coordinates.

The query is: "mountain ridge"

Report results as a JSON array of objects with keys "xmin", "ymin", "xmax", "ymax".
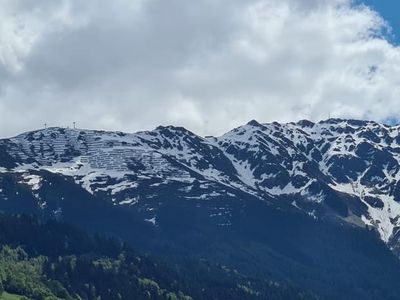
[
  {"xmin": 3, "ymin": 118, "xmax": 400, "ymax": 299},
  {"xmin": 1, "ymin": 118, "xmax": 400, "ymax": 249}
]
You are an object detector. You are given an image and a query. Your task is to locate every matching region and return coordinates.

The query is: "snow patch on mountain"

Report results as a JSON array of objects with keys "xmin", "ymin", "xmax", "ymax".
[
  {"xmin": 3, "ymin": 120, "xmax": 400, "ymax": 245},
  {"xmin": 21, "ymin": 174, "xmax": 42, "ymax": 191}
]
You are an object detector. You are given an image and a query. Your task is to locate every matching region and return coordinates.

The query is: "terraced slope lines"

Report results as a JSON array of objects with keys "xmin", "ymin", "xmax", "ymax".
[{"xmin": 2, "ymin": 118, "xmax": 400, "ymax": 254}]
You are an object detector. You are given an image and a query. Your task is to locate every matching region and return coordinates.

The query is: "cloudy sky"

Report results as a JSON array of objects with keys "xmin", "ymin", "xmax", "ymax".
[{"xmin": 0, "ymin": 0, "xmax": 400, "ymax": 137}]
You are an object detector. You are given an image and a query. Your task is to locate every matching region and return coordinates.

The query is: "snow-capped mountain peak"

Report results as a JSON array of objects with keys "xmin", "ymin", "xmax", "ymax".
[{"xmin": 2, "ymin": 119, "xmax": 400, "ymax": 250}]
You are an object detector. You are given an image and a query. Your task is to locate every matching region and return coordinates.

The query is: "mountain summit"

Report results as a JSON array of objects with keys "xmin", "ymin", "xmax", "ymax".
[
  {"xmin": 2, "ymin": 119, "xmax": 400, "ymax": 299},
  {"xmin": 1, "ymin": 119, "xmax": 400, "ymax": 249}
]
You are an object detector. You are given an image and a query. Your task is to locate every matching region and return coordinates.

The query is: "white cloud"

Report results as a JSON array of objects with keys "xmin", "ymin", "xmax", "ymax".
[{"xmin": 0, "ymin": 0, "xmax": 399, "ymax": 137}]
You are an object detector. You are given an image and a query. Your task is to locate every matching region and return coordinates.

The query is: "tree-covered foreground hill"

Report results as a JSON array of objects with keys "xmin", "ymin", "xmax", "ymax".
[{"xmin": 0, "ymin": 213, "xmax": 314, "ymax": 300}]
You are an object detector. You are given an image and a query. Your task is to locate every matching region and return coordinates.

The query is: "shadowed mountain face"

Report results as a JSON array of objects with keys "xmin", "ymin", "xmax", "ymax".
[{"xmin": 2, "ymin": 119, "xmax": 400, "ymax": 299}]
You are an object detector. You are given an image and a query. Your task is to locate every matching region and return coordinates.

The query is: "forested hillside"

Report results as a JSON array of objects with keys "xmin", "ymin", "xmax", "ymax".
[{"xmin": 0, "ymin": 213, "xmax": 314, "ymax": 300}]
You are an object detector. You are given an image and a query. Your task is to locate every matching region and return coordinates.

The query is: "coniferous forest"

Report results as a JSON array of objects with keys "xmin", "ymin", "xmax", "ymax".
[{"xmin": 0, "ymin": 213, "xmax": 315, "ymax": 300}]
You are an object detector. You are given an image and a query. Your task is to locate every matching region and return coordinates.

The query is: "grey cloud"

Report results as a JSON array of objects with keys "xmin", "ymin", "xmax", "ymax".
[{"xmin": 0, "ymin": 0, "xmax": 399, "ymax": 138}]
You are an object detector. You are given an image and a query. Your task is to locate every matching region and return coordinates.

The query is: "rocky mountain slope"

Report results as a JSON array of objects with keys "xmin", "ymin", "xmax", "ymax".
[
  {"xmin": 1, "ymin": 119, "xmax": 400, "ymax": 244},
  {"xmin": 2, "ymin": 119, "xmax": 400, "ymax": 299}
]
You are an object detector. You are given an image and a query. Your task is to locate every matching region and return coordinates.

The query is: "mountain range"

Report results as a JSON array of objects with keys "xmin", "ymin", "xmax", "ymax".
[{"xmin": 2, "ymin": 118, "xmax": 400, "ymax": 299}]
